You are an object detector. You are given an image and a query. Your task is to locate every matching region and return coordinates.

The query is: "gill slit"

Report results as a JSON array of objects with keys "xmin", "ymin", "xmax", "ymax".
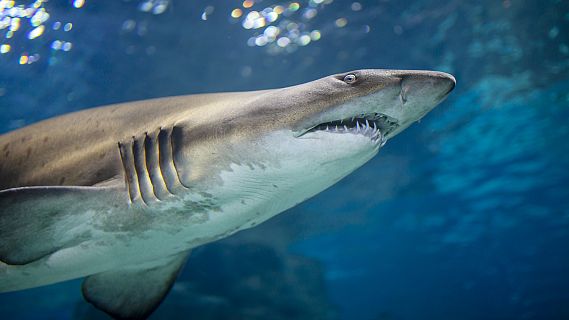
[
  {"xmin": 157, "ymin": 127, "xmax": 188, "ymax": 194},
  {"xmin": 118, "ymin": 142, "xmax": 134, "ymax": 204},
  {"xmin": 131, "ymin": 137, "xmax": 150, "ymax": 206},
  {"xmin": 144, "ymin": 132, "xmax": 168, "ymax": 201},
  {"xmin": 143, "ymin": 132, "xmax": 160, "ymax": 201},
  {"xmin": 170, "ymin": 126, "xmax": 191, "ymax": 190},
  {"xmin": 134, "ymin": 135, "xmax": 157, "ymax": 206},
  {"xmin": 158, "ymin": 127, "xmax": 175, "ymax": 195},
  {"xmin": 120, "ymin": 126, "xmax": 190, "ymax": 204},
  {"xmin": 119, "ymin": 140, "xmax": 144, "ymax": 205}
]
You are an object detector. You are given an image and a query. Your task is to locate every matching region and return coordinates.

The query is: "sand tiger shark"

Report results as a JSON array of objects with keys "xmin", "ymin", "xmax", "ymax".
[{"xmin": 0, "ymin": 69, "xmax": 455, "ymax": 319}]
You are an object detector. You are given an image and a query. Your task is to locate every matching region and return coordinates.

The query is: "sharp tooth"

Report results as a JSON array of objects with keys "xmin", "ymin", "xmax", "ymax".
[
  {"xmin": 351, "ymin": 117, "xmax": 355, "ymax": 122},
  {"xmin": 335, "ymin": 125, "xmax": 339, "ymax": 131},
  {"xmin": 373, "ymin": 122, "xmax": 377, "ymax": 131},
  {"xmin": 356, "ymin": 121, "xmax": 360, "ymax": 132},
  {"xmin": 381, "ymin": 135, "xmax": 387, "ymax": 146},
  {"xmin": 372, "ymin": 131, "xmax": 379, "ymax": 139},
  {"xmin": 326, "ymin": 125, "xmax": 329, "ymax": 131},
  {"xmin": 344, "ymin": 125, "xmax": 348, "ymax": 131},
  {"xmin": 340, "ymin": 119, "xmax": 343, "ymax": 124}
]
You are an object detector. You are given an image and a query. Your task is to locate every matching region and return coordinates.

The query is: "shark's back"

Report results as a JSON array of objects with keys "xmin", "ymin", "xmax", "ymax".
[{"xmin": 0, "ymin": 91, "xmax": 260, "ymax": 190}]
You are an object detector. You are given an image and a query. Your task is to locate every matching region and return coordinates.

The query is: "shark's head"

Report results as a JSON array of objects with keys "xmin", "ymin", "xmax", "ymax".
[
  {"xmin": 232, "ymin": 69, "xmax": 456, "ymax": 169},
  {"xmin": 288, "ymin": 69, "xmax": 456, "ymax": 142},
  {"xmin": 257, "ymin": 69, "xmax": 455, "ymax": 179},
  {"xmin": 173, "ymin": 69, "xmax": 454, "ymax": 213}
]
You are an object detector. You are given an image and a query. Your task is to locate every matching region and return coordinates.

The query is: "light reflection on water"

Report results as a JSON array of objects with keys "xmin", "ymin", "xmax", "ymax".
[{"xmin": 0, "ymin": 0, "xmax": 367, "ymax": 66}]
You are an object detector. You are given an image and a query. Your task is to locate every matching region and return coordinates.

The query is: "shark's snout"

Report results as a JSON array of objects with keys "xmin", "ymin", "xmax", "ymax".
[
  {"xmin": 399, "ymin": 71, "xmax": 456, "ymax": 105},
  {"xmin": 388, "ymin": 70, "xmax": 456, "ymax": 132}
]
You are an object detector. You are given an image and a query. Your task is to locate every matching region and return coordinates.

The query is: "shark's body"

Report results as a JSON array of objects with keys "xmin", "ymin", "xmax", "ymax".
[{"xmin": 0, "ymin": 69, "xmax": 455, "ymax": 318}]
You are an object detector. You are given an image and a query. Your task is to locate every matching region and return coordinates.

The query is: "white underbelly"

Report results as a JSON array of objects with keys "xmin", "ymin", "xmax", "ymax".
[{"xmin": 1, "ymin": 150, "xmax": 371, "ymax": 292}]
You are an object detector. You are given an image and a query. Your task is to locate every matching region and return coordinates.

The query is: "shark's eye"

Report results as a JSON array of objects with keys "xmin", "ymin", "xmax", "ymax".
[{"xmin": 343, "ymin": 74, "xmax": 357, "ymax": 84}]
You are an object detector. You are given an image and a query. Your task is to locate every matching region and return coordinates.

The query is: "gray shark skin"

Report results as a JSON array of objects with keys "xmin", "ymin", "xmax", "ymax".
[{"xmin": 0, "ymin": 69, "xmax": 455, "ymax": 319}]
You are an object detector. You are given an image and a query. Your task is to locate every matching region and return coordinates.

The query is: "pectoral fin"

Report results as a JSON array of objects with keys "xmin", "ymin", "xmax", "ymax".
[
  {"xmin": 0, "ymin": 186, "xmax": 122, "ymax": 265},
  {"xmin": 82, "ymin": 250, "xmax": 190, "ymax": 320}
]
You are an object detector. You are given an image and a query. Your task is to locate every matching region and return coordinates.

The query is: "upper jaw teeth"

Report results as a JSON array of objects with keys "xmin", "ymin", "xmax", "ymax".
[
  {"xmin": 318, "ymin": 117, "xmax": 385, "ymax": 143},
  {"xmin": 305, "ymin": 112, "xmax": 397, "ymax": 144}
]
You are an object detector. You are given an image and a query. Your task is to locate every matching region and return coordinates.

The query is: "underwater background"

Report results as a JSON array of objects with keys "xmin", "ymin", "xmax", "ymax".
[{"xmin": 1, "ymin": 0, "xmax": 568, "ymax": 319}]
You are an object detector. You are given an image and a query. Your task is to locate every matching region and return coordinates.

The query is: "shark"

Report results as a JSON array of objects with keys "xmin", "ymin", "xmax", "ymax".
[{"xmin": 0, "ymin": 69, "xmax": 455, "ymax": 319}]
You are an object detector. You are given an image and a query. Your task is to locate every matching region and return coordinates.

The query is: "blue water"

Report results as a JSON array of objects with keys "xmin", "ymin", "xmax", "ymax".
[{"xmin": 1, "ymin": 1, "xmax": 568, "ymax": 319}]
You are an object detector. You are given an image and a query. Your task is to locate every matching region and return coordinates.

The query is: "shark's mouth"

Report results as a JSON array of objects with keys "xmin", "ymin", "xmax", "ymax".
[{"xmin": 303, "ymin": 113, "xmax": 399, "ymax": 144}]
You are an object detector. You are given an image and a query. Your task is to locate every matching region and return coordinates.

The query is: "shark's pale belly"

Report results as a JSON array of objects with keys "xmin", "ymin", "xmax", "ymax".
[{"xmin": 1, "ymin": 150, "xmax": 376, "ymax": 292}]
